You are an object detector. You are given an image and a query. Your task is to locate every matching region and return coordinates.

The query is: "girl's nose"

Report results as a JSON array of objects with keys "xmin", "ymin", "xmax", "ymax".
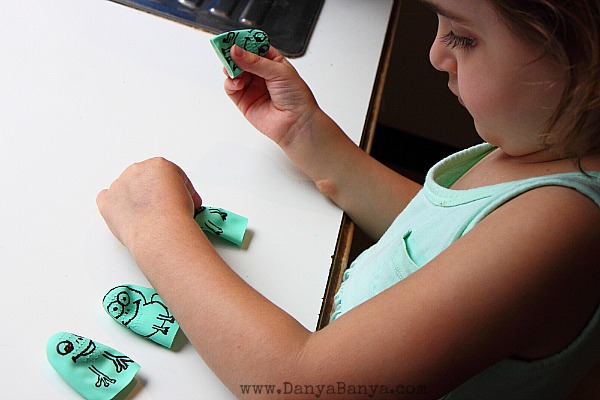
[{"xmin": 429, "ymin": 32, "xmax": 457, "ymax": 74}]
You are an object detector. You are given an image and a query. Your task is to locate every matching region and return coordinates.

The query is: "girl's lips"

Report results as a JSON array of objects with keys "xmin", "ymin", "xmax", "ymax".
[{"xmin": 448, "ymin": 86, "xmax": 463, "ymax": 106}]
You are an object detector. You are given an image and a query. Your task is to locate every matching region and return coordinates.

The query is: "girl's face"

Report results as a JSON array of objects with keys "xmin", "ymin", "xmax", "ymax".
[{"xmin": 425, "ymin": 0, "xmax": 566, "ymax": 157}]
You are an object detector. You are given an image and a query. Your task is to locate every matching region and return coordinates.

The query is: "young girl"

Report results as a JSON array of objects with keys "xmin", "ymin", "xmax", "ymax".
[{"xmin": 96, "ymin": 0, "xmax": 600, "ymax": 398}]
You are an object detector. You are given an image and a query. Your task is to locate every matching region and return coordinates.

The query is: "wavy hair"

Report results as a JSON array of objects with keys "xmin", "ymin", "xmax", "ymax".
[{"xmin": 489, "ymin": 0, "xmax": 600, "ymax": 157}]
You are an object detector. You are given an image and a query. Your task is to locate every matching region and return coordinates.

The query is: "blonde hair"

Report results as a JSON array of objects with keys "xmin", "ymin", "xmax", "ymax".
[{"xmin": 489, "ymin": 0, "xmax": 600, "ymax": 158}]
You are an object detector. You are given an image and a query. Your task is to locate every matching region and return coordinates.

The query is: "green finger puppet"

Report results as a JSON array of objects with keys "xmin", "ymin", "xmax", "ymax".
[
  {"xmin": 103, "ymin": 284, "xmax": 180, "ymax": 349},
  {"xmin": 46, "ymin": 332, "xmax": 140, "ymax": 400},
  {"xmin": 210, "ymin": 28, "xmax": 270, "ymax": 78},
  {"xmin": 194, "ymin": 206, "xmax": 248, "ymax": 247}
]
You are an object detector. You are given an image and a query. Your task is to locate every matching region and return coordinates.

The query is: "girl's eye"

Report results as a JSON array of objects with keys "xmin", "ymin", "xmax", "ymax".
[{"xmin": 441, "ymin": 31, "xmax": 476, "ymax": 49}]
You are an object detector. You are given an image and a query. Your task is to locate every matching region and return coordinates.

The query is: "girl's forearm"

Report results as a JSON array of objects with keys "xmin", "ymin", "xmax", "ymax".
[
  {"xmin": 127, "ymin": 213, "xmax": 312, "ymax": 396},
  {"xmin": 280, "ymin": 110, "xmax": 422, "ymax": 239}
]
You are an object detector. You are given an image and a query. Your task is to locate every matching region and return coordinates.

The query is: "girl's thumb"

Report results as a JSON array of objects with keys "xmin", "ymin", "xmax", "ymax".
[{"xmin": 231, "ymin": 45, "xmax": 277, "ymax": 80}]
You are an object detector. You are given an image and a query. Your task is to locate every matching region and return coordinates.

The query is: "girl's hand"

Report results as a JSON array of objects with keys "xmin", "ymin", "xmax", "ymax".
[
  {"xmin": 96, "ymin": 158, "xmax": 202, "ymax": 249},
  {"xmin": 224, "ymin": 45, "xmax": 320, "ymax": 147}
]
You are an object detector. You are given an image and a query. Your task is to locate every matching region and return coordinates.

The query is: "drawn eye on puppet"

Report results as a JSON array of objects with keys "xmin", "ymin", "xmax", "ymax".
[
  {"xmin": 103, "ymin": 284, "xmax": 180, "ymax": 348},
  {"xmin": 105, "ymin": 290, "xmax": 131, "ymax": 321},
  {"xmin": 56, "ymin": 340, "xmax": 74, "ymax": 356},
  {"xmin": 47, "ymin": 332, "xmax": 141, "ymax": 399},
  {"xmin": 117, "ymin": 291, "xmax": 130, "ymax": 306},
  {"xmin": 107, "ymin": 300, "xmax": 125, "ymax": 320}
]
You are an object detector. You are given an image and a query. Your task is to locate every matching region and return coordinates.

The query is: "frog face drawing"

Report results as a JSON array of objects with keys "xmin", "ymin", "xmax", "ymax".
[
  {"xmin": 47, "ymin": 332, "xmax": 140, "ymax": 399},
  {"xmin": 105, "ymin": 289, "xmax": 139, "ymax": 327},
  {"xmin": 103, "ymin": 284, "xmax": 180, "ymax": 348}
]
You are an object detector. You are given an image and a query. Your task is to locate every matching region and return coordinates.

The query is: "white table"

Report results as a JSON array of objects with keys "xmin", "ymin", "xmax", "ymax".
[{"xmin": 0, "ymin": 0, "xmax": 394, "ymax": 398}]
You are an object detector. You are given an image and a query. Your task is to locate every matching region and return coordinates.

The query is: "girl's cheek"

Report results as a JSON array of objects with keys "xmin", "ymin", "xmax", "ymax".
[
  {"xmin": 458, "ymin": 79, "xmax": 489, "ymax": 119},
  {"xmin": 456, "ymin": 86, "xmax": 476, "ymax": 116}
]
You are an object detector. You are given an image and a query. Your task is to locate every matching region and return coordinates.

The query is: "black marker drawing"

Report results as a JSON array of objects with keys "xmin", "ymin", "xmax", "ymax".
[
  {"xmin": 47, "ymin": 332, "xmax": 140, "ymax": 398},
  {"xmin": 104, "ymin": 285, "xmax": 175, "ymax": 339},
  {"xmin": 204, "ymin": 219, "xmax": 224, "ymax": 236},
  {"xmin": 89, "ymin": 365, "xmax": 116, "ymax": 388},
  {"xmin": 211, "ymin": 29, "xmax": 271, "ymax": 78},
  {"xmin": 208, "ymin": 207, "xmax": 228, "ymax": 221}
]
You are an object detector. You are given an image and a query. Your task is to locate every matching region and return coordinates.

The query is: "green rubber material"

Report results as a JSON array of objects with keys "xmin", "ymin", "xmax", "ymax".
[
  {"xmin": 210, "ymin": 29, "xmax": 270, "ymax": 78},
  {"xmin": 47, "ymin": 332, "xmax": 140, "ymax": 400},
  {"xmin": 103, "ymin": 284, "xmax": 180, "ymax": 348}
]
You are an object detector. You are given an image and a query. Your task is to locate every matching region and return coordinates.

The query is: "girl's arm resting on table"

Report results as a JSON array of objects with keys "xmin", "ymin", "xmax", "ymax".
[
  {"xmin": 225, "ymin": 46, "xmax": 422, "ymax": 240},
  {"xmin": 97, "ymin": 161, "xmax": 600, "ymax": 398}
]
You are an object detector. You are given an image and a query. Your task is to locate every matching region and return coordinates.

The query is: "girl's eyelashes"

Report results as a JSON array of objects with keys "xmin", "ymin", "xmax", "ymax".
[{"xmin": 441, "ymin": 31, "xmax": 476, "ymax": 49}]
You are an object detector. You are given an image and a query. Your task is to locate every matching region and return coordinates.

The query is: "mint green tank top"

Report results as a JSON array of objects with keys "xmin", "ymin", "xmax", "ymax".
[{"xmin": 331, "ymin": 143, "xmax": 600, "ymax": 399}]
